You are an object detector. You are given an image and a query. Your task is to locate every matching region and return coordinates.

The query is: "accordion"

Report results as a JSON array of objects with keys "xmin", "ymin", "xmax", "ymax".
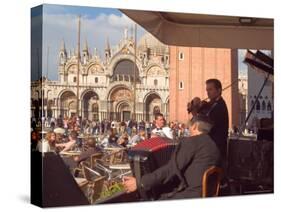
[{"xmin": 128, "ymin": 137, "xmax": 178, "ymax": 200}]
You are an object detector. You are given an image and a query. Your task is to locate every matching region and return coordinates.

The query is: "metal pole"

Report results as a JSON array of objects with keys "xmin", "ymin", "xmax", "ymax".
[
  {"xmin": 238, "ymin": 73, "xmax": 270, "ymax": 136},
  {"xmin": 46, "ymin": 46, "xmax": 49, "ymax": 80},
  {"xmin": 76, "ymin": 15, "xmax": 81, "ymax": 117},
  {"xmin": 133, "ymin": 23, "xmax": 137, "ymax": 120},
  {"xmin": 37, "ymin": 47, "xmax": 40, "ymax": 80},
  {"xmin": 46, "ymin": 46, "xmax": 49, "ymax": 118}
]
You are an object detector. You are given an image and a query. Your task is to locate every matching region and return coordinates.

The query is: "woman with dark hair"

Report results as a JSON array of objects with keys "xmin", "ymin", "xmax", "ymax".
[{"xmin": 31, "ymin": 130, "xmax": 39, "ymax": 152}]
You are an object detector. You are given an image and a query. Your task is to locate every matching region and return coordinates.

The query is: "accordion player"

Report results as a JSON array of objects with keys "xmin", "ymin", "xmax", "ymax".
[{"xmin": 128, "ymin": 137, "xmax": 178, "ymax": 200}]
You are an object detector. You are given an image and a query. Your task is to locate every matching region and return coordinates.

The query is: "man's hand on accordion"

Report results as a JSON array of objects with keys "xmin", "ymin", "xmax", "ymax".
[{"xmin": 122, "ymin": 176, "xmax": 137, "ymax": 193}]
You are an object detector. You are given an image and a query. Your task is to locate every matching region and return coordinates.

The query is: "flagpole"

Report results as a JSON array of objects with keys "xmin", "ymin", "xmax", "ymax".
[
  {"xmin": 133, "ymin": 23, "xmax": 137, "ymax": 121},
  {"xmin": 76, "ymin": 15, "xmax": 81, "ymax": 117}
]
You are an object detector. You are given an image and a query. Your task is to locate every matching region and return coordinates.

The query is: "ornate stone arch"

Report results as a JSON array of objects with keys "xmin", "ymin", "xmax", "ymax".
[
  {"xmin": 65, "ymin": 63, "xmax": 78, "ymax": 75},
  {"xmin": 143, "ymin": 91, "xmax": 162, "ymax": 103},
  {"xmin": 107, "ymin": 53, "xmax": 142, "ymax": 76},
  {"xmin": 58, "ymin": 89, "xmax": 77, "ymax": 118},
  {"xmin": 81, "ymin": 89, "xmax": 100, "ymax": 120},
  {"xmin": 107, "ymin": 84, "xmax": 133, "ymax": 101},
  {"xmin": 86, "ymin": 62, "xmax": 104, "ymax": 75},
  {"xmin": 57, "ymin": 88, "xmax": 76, "ymax": 99},
  {"xmin": 145, "ymin": 64, "xmax": 167, "ymax": 77},
  {"xmin": 143, "ymin": 91, "xmax": 162, "ymax": 122},
  {"xmin": 106, "ymin": 85, "xmax": 133, "ymax": 121},
  {"xmin": 80, "ymin": 89, "xmax": 99, "ymax": 101}
]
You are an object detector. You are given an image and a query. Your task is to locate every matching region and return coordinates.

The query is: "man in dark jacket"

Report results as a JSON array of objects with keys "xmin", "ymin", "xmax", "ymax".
[
  {"xmin": 188, "ymin": 79, "xmax": 229, "ymax": 162},
  {"xmin": 202, "ymin": 79, "xmax": 229, "ymax": 162},
  {"xmin": 123, "ymin": 115, "xmax": 220, "ymax": 199}
]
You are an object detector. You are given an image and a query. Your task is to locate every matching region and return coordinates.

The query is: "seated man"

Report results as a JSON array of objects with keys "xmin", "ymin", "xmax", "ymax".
[
  {"xmin": 127, "ymin": 129, "xmax": 146, "ymax": 147},
  {"xmin": 123, "ymin": 115, "xmax": 221, "ymax": 199},
  {"xmin": 56, "ymin": 131, "xmax": 78, "ymax": 152},
  {"xmin": 73, "ymin": 137, "xmax": 101, "ymax": 164},
  {"xmin": 62, "ymin": 137, "xmax": 101, "ymax": 171},
  {"xmin": 151, "ymin": 113, "xmax": 173, "ymax": 139}
]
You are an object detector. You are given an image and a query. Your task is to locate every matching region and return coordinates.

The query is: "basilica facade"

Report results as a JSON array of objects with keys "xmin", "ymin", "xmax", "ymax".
[{"xmin": 31, "ymin": 31, "xmax": 170, "ymax": 122}]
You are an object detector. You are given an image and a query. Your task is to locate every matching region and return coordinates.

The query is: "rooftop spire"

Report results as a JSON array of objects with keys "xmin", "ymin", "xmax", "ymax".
[
  {"xmin": 83, "ymin": 39, "xmax": 88, "ymax": 51},
  {"xmin": 124, "ymin": 27, "xmax": 128, "ymax": 40},
  {"xmin": 105, "ymin": 36, "xmax": 110, "ymax": 51},
  {"xmin": 60, "ymin": 39, "xmax": 66, "ymax": 51}
]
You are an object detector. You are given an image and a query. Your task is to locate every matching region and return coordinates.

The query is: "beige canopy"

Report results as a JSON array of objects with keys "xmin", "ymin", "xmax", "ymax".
[{"xmin": 121, "ymin": 9, "xmax": 273, "ymax": 50}]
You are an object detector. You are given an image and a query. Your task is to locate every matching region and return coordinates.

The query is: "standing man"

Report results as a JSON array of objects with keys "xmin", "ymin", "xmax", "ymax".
[
  {"xmin": 204, "ymin": 79, "xmax": 229, "ymax": 161},
  {"xmin": 151, "ymin": 113, "xmax": 174, "ymax": 139},
  {"xmin": 189, "ymin": 79, "xmax": 229, "ymax": 163}
]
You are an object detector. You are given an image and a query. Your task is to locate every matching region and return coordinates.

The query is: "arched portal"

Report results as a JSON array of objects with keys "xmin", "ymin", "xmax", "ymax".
[
  {"xmin": 81, "ymin": 90, "xmax": 99, "ymax": 121},
  {"xmin": 59, "ymin": 90, "xmax": 76, "ymax": 118},
  {"xmin": 144, "ymin": 93, "xmax": 162, "ymax": 121},
  {"xmin": 108, "ymin": 86, "xmax": 133, "ymax": 121},
  {"xmin": 47, "ymin": 99, "xmax": 54, "ymax": 118},
  {"xmin": 116, "ymin": 101, "xmax": 131, "ymax": 122}
]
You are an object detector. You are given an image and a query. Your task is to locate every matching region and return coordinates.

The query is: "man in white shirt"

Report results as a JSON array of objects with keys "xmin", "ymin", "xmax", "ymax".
[
  {"xmin": 151, "ymin": 113, "xmax": 174, "ymax": 139},
  {"xmin": 57, "ymin": 131, "xmax": 78, "ymax": 153}
]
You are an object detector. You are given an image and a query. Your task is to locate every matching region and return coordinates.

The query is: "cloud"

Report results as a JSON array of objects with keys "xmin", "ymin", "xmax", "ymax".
[
  {"xmin": 107, "ymin": 13, "xmax": 134, "ymax": 28},
  {"xmin": 39, "ymin": 10, "xmax": 145, "ymax": 80}
]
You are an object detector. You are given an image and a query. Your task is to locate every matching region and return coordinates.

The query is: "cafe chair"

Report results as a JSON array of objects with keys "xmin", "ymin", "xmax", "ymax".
[
  {"xmin": 74, "ymin": 177, "xmax": 89, "ymax": 194},
  {"xmin": 202, "ymin": 166, "xmax": 223, "ymax": 197},
  {"xmin": 98, "ymin": 149, "xmax": 126, "ymax": 166},
  {"xmin": 90, "ymin": 152, "xmax": 103, "ymax": 169},
  {"xmin": 81, "ymin": 161, "xmax": 106, "ymax": 203}
]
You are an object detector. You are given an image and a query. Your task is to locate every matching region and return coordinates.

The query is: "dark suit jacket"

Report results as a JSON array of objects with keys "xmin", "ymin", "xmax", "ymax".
[
  {"xmin": 140, "ymin": 134, "xmax": 220, "ymax": 199},
  {"xmin": 207, "ymin": 97, "xmax": 229, "ymax": 160}
]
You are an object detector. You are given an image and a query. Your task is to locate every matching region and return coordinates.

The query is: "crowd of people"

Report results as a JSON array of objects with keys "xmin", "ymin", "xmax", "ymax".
[
  {"xmin": 31, "ymin": 78, "xmax": 232, "ymax": 200},
  {"xmin": 31, "ymin": 113, "xmax": 192, "ymax": 153}
]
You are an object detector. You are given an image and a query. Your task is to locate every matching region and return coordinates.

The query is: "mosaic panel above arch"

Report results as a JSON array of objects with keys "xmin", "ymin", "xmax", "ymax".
[
  {"xmin": 147, "ymin": 66, "xmax": 165, "ymax": 76},
  {"xmin": 88, "ymin": 64, "xmax": 104, "ymax": 74},
  {"xmin": 110, "ymin": 87, "xmax": 133, "ymax": 102}
]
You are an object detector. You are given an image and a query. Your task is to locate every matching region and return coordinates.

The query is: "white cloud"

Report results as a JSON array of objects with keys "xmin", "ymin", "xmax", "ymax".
[
  {"xmin": 40, "ymin": 12, "xmax": 144, "ymax": 80},
  {"xmin": 107, "ymin": 13, "xmax": 134, "ymax": 28}
]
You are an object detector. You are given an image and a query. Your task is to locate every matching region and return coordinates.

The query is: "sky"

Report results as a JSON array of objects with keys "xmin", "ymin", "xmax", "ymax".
[
  {"xmin": 31, "ymin": 4, "xmax": 146, "ymax": 81},
  {"xmin": 31, "ymin": 4, "xmax": 250, "ymax": 81}
]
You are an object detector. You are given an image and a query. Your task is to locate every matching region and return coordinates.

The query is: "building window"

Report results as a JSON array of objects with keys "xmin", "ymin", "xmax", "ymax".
[
  {"xmin": 267, "ymin": 102, "xmax": 272, "ymax": 111},
  {"xmin": 153, "ymin": 106, "xmax": 160, "ymax": 115},
  {"xmin": 262, "ymin": 101, "xmax": 266, "ymax": 111},
  {"xmin": 256, "ymin": 100, "xmax": 261, "ymax": 112},
  {"xmin": 95, "ymin": 77, "xmax": 98, "ymax": 83},
  {"xmin": 179, "ymin": 52, "xmax": 184, "ymax": 60},
  {"xmin": 251, "ymin": 100, "xmax": 255, "ymax": 110},
  {"xmin": 73, "ymin": 77, "xmax": 76, "ymax": 83},
  {"xmin": 179, "ymin": 81, "xmax": 184, "ymax": 90},
  {"xmin": 154, "ymin": 79, "xmax": 158, "ymax": 86}
]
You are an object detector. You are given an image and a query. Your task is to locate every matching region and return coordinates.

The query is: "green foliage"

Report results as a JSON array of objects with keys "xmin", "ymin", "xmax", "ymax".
[{"xmin": 99, "ymin": 182, "xmax": 125, "ymax": 200}]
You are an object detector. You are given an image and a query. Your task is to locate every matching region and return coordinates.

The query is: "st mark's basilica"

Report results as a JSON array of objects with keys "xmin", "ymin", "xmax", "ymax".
[{"xmin": 31, "ymin": 29, "xmax": 170, "ymax": 122}]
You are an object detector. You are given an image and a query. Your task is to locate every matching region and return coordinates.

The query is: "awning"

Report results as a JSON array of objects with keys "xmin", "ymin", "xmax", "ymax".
[{"xmin": 121, "ymin": 9, "xmax": 274, "ymax": 49}]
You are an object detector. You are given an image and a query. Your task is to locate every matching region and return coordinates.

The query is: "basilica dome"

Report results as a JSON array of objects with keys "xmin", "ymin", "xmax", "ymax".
[{"xmin": 137, "ymin": 33, "xmax": 169, "ymax": 55}]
